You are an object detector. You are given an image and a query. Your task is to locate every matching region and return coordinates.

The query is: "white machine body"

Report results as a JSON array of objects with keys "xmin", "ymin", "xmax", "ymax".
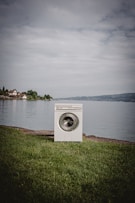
[{"xmin": 54, "ymin": 103, "xmax": 83, "ymax": 142}]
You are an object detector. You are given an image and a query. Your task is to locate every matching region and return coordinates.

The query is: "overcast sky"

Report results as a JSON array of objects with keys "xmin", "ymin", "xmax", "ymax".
[{"xmin": 0, "ymin": 0, "xmax": 135, "ymax": 98}]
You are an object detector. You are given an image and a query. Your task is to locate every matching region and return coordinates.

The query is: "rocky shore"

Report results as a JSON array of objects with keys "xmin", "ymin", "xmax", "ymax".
[
  {"xmin": 0, "ymin": 95, "xmax": 11, "ymax": 99},
  {"xmin": 0, "ymin": 95, "xmax": 26, "ymax": 100}
]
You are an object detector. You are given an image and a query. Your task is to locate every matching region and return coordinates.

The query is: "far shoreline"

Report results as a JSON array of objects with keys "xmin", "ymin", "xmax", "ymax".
[{"xmin": 0, "ymin": 125, "xmax": 134, "ymax": 145}]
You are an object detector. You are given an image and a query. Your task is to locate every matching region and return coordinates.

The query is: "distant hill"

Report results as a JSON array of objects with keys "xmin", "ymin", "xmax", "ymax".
[{"xmin": 57, "ymin": 93, "xmax": 135, "ymax": 102}]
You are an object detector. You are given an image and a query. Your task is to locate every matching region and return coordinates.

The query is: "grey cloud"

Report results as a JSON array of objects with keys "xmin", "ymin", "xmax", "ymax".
[
  {"xmin": 0, "ymin": 0, "xmax": 135, "ymax": 97},
  {"xmin": 0, "ymin": 0, "xmax": 123, "ymax": 29}
]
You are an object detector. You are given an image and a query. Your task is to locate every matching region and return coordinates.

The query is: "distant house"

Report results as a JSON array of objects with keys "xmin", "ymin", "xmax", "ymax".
[
  {"xmin": 8, "ymin": 89, "xmax": 17, "ymax": 97},
  {"xmin": 21, "ymin": 94, "xmax": 27, "ymax": 100}
]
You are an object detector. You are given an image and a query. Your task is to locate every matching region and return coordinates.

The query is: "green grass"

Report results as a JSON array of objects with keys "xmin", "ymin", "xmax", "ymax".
[{"xmin": 0, "ymin": 126, "xmax": 135, "ymax": 203}]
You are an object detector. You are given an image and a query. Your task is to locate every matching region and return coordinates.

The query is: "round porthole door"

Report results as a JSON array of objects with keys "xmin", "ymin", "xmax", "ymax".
[{"xmin": 59, "ymin": 113, "xmax": 79, "ymax": 131}]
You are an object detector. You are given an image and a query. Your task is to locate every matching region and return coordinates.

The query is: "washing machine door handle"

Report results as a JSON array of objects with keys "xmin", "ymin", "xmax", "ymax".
[{"xmin": 59, "ymin": 113, "xmax": 79, "ymax": 131}]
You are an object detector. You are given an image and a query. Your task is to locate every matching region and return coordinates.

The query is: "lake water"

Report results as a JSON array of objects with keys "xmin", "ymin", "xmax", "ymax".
[{"xmin": 0, "ymin": 100, "xmax": 135, "ymax": 142}]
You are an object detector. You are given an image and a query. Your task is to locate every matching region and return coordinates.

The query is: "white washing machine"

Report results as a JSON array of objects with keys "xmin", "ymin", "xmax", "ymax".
[{"xmin": 54, "ymin": 103, "xmax": 83, "ymax": 142}]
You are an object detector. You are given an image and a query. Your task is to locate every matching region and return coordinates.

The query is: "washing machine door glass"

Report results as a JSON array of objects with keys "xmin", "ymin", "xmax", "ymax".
[{"xmin": 59, "ymin": 113, "xmax": 79, "ymax": 131}]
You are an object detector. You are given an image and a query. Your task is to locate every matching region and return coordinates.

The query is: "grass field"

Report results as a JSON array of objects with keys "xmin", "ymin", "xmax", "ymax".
[{"xmin": 0, "ymin": 126, "xmax": 135, "ymax": 203}]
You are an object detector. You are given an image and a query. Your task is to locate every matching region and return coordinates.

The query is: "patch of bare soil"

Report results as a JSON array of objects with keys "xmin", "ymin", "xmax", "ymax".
[{"xmin": 84, "ymin": 135, "xmax": 135, "ymax": 144}]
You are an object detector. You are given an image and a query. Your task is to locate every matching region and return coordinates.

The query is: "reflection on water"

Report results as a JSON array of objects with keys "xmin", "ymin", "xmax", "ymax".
[{"xmin": 0, "ymin": 100, "xmax": 135, "ymax": 141}]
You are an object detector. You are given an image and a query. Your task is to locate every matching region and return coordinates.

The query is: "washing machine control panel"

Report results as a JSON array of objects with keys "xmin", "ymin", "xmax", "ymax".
[{"xmin": 55, "ymin": 104, "xmax": 82, "ymax": 111}]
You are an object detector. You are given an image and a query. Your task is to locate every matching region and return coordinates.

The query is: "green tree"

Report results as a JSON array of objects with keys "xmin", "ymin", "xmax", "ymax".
[
  {"xmin": 0, "ymin": 86, "xmax": 8, "ymax": 96},
  {"xmin": 27, "ymin": 90, "xmax": 38, "ymax": 100},
  {"xmin": 44, "ymin": 94, "xmax": 52, "ymax": 100},
  {"xmin": 2, "ymin": 86, "xmax": 5, "ymax": 92}
]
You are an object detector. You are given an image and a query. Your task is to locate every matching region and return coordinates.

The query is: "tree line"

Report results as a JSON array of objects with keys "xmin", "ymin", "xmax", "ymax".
[
  {"xmin": 0, "ymin": 86, "xmax": 53, "ymax": 101},
  {"xmin": 26, "ymin": 90, "xmax": 53, "ymax": 100}
]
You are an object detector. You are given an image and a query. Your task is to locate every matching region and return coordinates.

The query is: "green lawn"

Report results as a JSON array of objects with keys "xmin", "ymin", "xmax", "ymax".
[{"xmin": 0, "ymin": 126, "xmax": 135, "ymax": 203}]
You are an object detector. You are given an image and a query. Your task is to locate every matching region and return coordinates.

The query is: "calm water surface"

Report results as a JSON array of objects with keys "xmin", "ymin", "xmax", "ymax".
[{"xmin": 0, "ymin": 100, "xmax": 135, "ymax": 142}]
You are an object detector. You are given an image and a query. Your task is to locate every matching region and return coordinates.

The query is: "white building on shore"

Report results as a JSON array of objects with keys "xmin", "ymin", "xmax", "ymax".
[{"xmin": 8, "ymin": 89, "xmax": 17, "ymax": 97}]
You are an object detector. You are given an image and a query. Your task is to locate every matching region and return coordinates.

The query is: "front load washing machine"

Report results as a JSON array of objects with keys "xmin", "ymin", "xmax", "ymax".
[{"xmin": 54, "ymin": 103, "xmax": 83, "ymax": 142}]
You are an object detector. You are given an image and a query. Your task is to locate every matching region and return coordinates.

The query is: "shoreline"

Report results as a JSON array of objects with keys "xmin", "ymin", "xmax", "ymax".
[{"xmin": 0, "ymin": 125, "xmax": 135, "ymax": 144}]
